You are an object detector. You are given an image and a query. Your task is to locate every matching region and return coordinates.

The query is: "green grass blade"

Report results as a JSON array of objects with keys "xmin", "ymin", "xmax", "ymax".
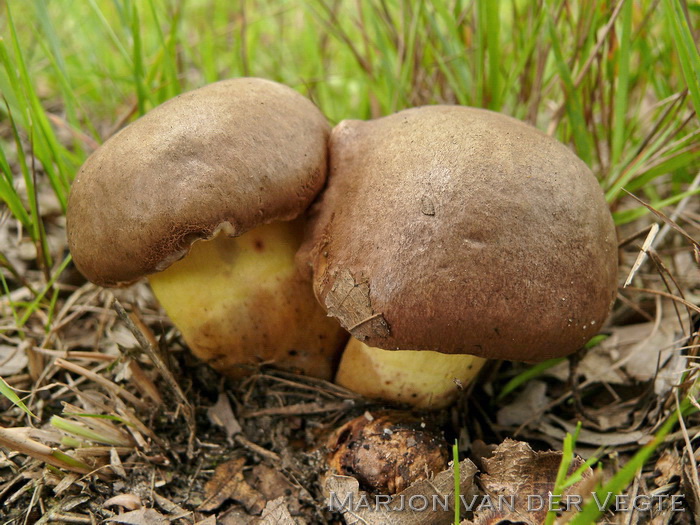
[
  {"xmin": 4, "ymin": 3, "xmax": 73, "ymax": 209},
  {"xmin": 545, "ymin": 5, "xmax": 593, "ymax": 165},
  {"xmin": 0, "ymin": 145, "xmax": 31, "ymax": 229},
  {"xmin": 568, "ymin": 402, "xmax": 689, "ymax": 524},
  {"xmin": 497, "ymin": 334, "xmax": 608, "ymax": 400},
  {"xmin": 50, "ymin": 449, "xmax": 93, "ymax": 472},
  {"xmin": 662, "ymin": 0, "xmax": 700, "ymax": 117},
  {"xmin": 483, "ymin": 0, "xmax": 501, "ymax": 109},
  {"xmin": 612, "ymin": 186, "xmax": 700, "ymax": 225},
  {"xmin": 130, "ymin": 2, "xmax": 150, "ymax": 116},
  {"xmin": 0, "ymin": 377, "xmax": 37, "ymax": 419},
  {"xmin": 610, "ymin": 0, "xmax": 633, "ymax": 169},
  {"xmin": 497, "ymin": 357, "xmax": 566, "ymax": 401},
  {"xmin": 544, "ymin": 423, "xmax": 580, "ymax": 525},
  {"xmin": 17, "ymin": 255, "xmax": 72, "ymax": 328},
  {"xmin": 85, "ymin": 0, "xmax": 131, "ymax": 63},
  {"xmin": 453, "ymin": 440, "xmax": 460, "ymax": 525},
  {"xmin": 50, "ymin": 416, "xmax": 132, "ymax": 447}
]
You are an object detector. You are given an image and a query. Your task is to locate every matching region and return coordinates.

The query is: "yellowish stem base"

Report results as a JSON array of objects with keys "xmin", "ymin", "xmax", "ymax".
[
  {"xmin": 149, "ymin": 221, "xmax": 347, "ymax": 379},
  {"xmin": 335, "ymin": 338, "xmax": 486, "ymax": 409}
]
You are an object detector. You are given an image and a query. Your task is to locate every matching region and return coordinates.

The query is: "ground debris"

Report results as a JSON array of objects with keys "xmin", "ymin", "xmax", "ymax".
[
  {"xmin": 199, "ymin": 456, "xmax": 265, "ymax": 514},
  {"xmin": 466, "ymin": 439, "xmax": 593, "ymax": 525},
  {"xmin": 105, "ymin": 493, "xmax": 143, "ymax": 511},
  {"xmin": 253, "ymin": 496, "xmax": 302, "ymax": 524},
  {"xmin": 106, "ymin": 508, "xmax": 170, "ymax": 525},
  {"xmin": 323, "ymin": 459, "xmax": 477, "ymax": 525}
]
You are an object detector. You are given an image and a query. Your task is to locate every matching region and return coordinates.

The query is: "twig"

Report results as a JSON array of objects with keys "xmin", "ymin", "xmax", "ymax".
[
  {"xmin": 243, "ymin": 400, "xmax": 354, "ymax": 418},
  {"xmin": 675, "ymin": 389, "xmax": 700, "ymax": 508},
  {"xmin": 622, "ymin": 287, "xmax": 700, "ymax": 315},
  {"xmin": 112, "ymin": 298, "xmax": 196, "ymax": 457},
  {"xmin": 54, "ymin": 358, "xmax": 147, "ymax": 410},
  {"xmin": 624, "ymin": 223, "xmax": 659, "ymax": 287},
  {"xmin": 547, "ymin": 0, "xmax": 628, "ymax": 134},
  {"xmin": 234, "ymin": 435, "xmax": 280, "ymax": 463}
]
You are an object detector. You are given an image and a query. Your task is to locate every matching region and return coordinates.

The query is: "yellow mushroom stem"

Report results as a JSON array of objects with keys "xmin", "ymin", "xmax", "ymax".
[
  {"xmin": 335, "ymin": 338, "xmax": 486, "ymax": 409},
  {"xmin": 148, "ymin": 221, "xmax": 346, "ymax": 380}
]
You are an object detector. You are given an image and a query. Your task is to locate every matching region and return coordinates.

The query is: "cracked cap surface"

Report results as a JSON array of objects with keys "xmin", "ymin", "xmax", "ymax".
[{"xmin": 300, "ymin": 105, "xmax": 618, "ymax": 362}]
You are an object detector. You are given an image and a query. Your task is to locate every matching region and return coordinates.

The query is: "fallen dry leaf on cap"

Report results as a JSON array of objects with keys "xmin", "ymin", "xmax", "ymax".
[
  {"xmin": 106, "ymin": 508, "xmax": 169, "ymax": 525},
  {"xmin": 469, "ymin": 439, "xmax": 592, "ymax": 525},
  {"xmin": 324, "ymin": 459, "xmax": 477, "ymax": 525},
  {"xmin": 199, "ymin": 456, "xmax": 265, "ymax": 514}
]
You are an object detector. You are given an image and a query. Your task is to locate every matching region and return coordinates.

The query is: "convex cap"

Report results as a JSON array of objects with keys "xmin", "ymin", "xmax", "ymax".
[
  {"xmin": 302, "ymin": 106, "xmax": 618, "ymax": 362},
  {"xmin": 68, "ymin": 78, "xmax": 330, "ymax": 286}
]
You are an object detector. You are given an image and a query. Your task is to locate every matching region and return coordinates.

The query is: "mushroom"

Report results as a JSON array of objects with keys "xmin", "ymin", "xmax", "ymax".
[
  {"xmin": 326, "ymin": 410, "xmax": 449, "ymax": 494},
  {"xmin": 300, "ymin": 105, "xmax": 618, "ymax": 407},
  {"xmin": 67, "ymin": 78, "xmax": 348, "ymax": 380}
]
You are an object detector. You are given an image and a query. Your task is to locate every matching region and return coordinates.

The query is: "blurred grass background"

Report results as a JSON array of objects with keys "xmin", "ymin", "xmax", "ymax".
[{"xmin": 2, "ymin": 1, "xmax": 699, "ymax": 203}]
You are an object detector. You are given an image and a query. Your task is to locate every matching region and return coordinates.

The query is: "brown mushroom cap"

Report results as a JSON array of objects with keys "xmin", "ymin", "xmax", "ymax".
[
  {"xmin": 301, "ymin": 105, "xmax": 618, "ymax": 362},
  {"xmin": 67, "ymin": 78, "xmax": 330, "ymax": 286}
]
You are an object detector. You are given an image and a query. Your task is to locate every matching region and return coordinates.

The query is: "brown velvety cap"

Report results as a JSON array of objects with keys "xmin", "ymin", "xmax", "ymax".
[
  {"xmin": 301, "ymin": 106, "xmax": 618, "ymax": 362},
  {"xmin": 67, "ymin": 78, "xmax": 330, "ymax": 286}
]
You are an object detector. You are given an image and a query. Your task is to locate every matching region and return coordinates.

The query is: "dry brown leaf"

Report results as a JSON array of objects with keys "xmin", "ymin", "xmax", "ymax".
[
  {"xmin": 248, "ymin": 464, "xmax": 298, "ymax": 500},
  {"xmin": 654, "ymin": 449, "xmax": 682, "ymax": 487},
  {"xmin": 472, "ymin": 439, "xmax": 592, "ymax": 525},
  {"xmin": 323, "ymin": 459, "xmax": 477, "ymax": 525},
  {"xmin": 546, "ymin": 315, "xmax": 685, "ymax": 390},
  {"xmin": 106, "ymin": 508, "xmax": 170, "ymax": 525},
  {"xmin": 682, "ymin": 460, "xmax": 700, "ymax": 517},
  {"xmin": 52, "ymin": 472, "xmax": 82, "ymax": 496},
  {"xmin": 153, "ymin": 492, "xmax": 190, "ymax": 517},
  {"xmin": 199, "ymin": 456, "xmax": 265, "ymax": 514},
  {"xmin": 0, "ymin": 344, "xmax": 28, "ymax": 375},
  {"xmin": 207, "ymin": 392, "xmax": 242, "ymax": 440},
  {"xmin": 588, "ymin": 404, "xmax": 635, "ymax": 430},
  {"xmin": 254, "ymin": 496, "xmax": 299, "ymax": 524},
  {"xmin": 538, "ymin": 415, "xmax": 648, "ymax": 446},
  {"xmin": 104, "ymin": 493, "xmax": 143, "ymax": 511},
  {"xmin": 245, "ymin": 463, "xmax": 301, "ymax": 516},
  {"xmin": 217, "ymin": 507, "xmax": 256, "ymax": 525},
  {"xmin": 496, "ymin": 380, "xmax": 549, "ymax": 427},
  {"xmin": 110, "ymin": 447, "xmax": 128, "ymax": 479}
]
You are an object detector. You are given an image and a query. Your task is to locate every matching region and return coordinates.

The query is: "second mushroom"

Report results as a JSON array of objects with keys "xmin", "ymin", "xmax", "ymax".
[
  {"xmin": 67, "ymin": 78, "xmax": 348, "ymax": 380},
  {"xmin": 300, "ymin": 105, "xmax": 619, "ymax": 408}
]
